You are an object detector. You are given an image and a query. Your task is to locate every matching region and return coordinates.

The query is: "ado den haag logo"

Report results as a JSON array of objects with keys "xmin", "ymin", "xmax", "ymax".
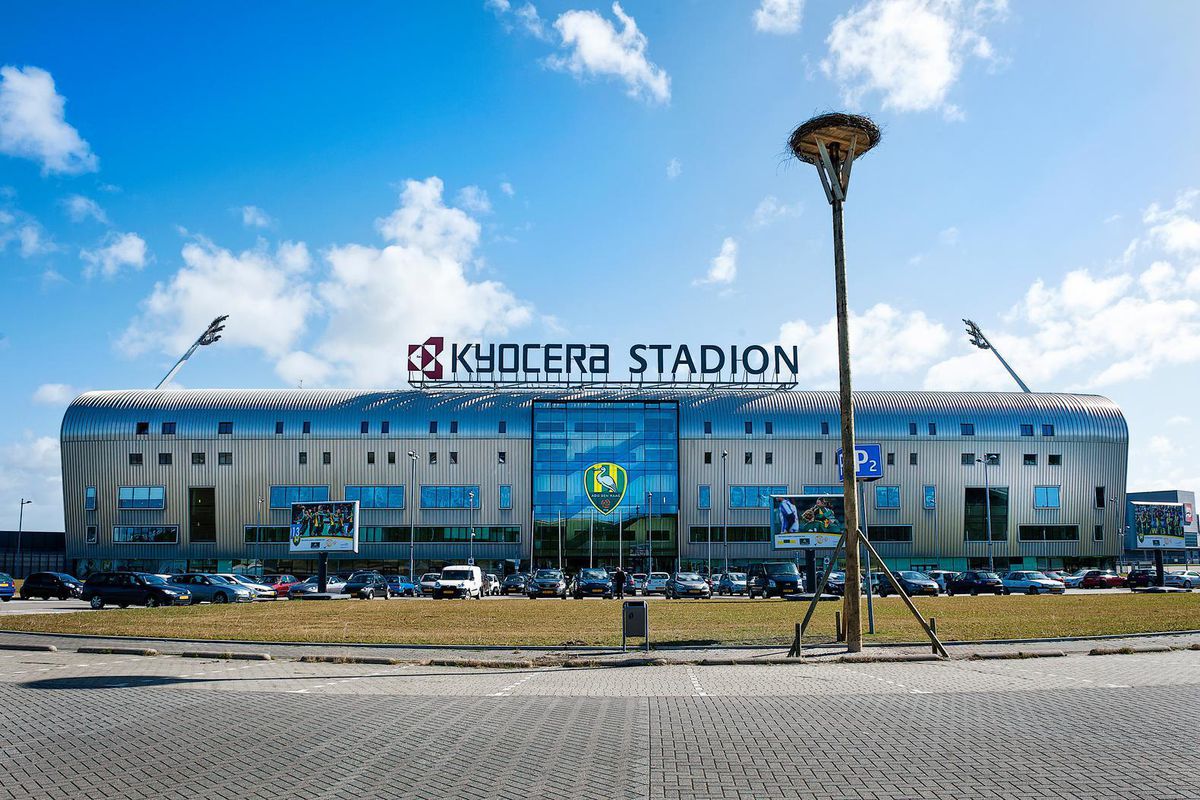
[
  {"xmin": 407, "ymin": 337, "xmax": 444, "ymax": 380},
  {"xmin": 584, "ymin": 462, "xmax": 627, "ymax": 514}
]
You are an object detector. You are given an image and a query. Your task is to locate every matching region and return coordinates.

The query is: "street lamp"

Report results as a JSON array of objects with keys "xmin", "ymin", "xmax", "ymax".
[
  {"xmin": 154, "ymin": 315, "xmax": 228, "ymax": 390},
  {"xmin": 789, "ymin": 112, "xmax": 881, "ymax": 653},
  {"xmin": 647, "ymin": 492, "xmax": 654, "ymax": 575},
  {"xmin": 468, "ymin": 490, "xmax": 476, "ymax": 566},
  {"xmin": 963, "ymin": 319, "xmax": 1031, "ymax": 393},
  {"xmin": 15, "ymin": 499, "xmax": 31, "ymax": 578},
  {"xmin": 408, "ymin": 451, "xmax": 417, "ymax": 581},
  {"xmin": 721, "ymin": 451, "xmax": 728, "ymax": 573},
  {"xmin": 976, "ymin": 454, "xmax": 1000, "ymax": 573}
]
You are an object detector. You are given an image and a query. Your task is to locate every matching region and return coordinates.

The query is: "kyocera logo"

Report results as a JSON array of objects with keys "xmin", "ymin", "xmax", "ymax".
[{"xmin": 407, "ymin": 337, "xmax": 444, "ymax": 379}]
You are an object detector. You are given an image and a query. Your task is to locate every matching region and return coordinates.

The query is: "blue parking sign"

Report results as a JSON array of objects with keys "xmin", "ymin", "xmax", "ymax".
[{"xmin": 836, "ymin": 443, "xmax": 884, "ymax": 482}]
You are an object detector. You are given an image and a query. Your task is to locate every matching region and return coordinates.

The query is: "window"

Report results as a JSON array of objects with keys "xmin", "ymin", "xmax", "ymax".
[
  {"xmin": 85, "ymin": 486, "xmax": 97, "ymax": 511},
  {"xmin": 360, "ymin": 421, "xmax": 369, "ymax": 434},
  {"xmin": 908, "ymin": 422, "xmax": 918, "ymax": 436},
  {"xmin": 321, "ymin": 451, "xmax": 331, "ymax": 465},
  {"xmin": 814, "ymin": 452, "xmax": 823, "ymax": 465},
  {"xmin": 698, "ymin": 484, "xmax": 711, "ymax": 510},
  {"xmin": 961, "ymin": 423, "xmax": 975, "ymax": 436},
  {"xmin": 498, "ymin": 451, "xmax": 507, "ymax": 464},
  {"xmin": 298, "ymin": 451, "xmax": 308, "ymax": 465},
  {"xmin": 1020, "ymin": 424, "xmax": 1034, "ymax": 437},
  {"xmin": 704, "ymin": 451, "xmax": 712, "ymax": 465},
  {"xmin": 449, "ymin": 451, "xmax": 459, "ymax": 465},
  {"xmin": 803, "ymin": 485, "xmax": 843, "ymax": 495},
  {"xmin": 218, "ymin": 421, "xmax": 233, "ymax": 435},
  {"xmin": 923, "ymin": 485, "xmax": 936, "ymax": 510},
  {"xmin": 367, "ymin": 451, "xmax": 376, "ymax": 465},
  {"xmin": 429, "ymin": 421, "xmax": 438, "ymax": 434},
  {"xmin": 218, "ymin": 452, "xmax": 233, "ymax": 466},
  {"xmin": 158, "ymin": 452, "xmax": 172, "ymax": 466},
  {"xmin": 820, "ymin": 421, "xmax": 830, "ymax": 435},
  {"xmin": 1048, "ymin": 454, "xmax": 1062, "ymax": 466},
  {"xmin": 388, "ymin": 451, "xmax": 396, "ymax": 465},
  {"xmin": 162, "ymin": 422, "xmax": 176, "ymax": 435},
  {"xmin": 1094, "ymin": 524, "xmax": 1104, "ymax": 542},
  {"xmin": 763, "ymin": 452, "xmax": 772, "ymax": 465},
  {"xmin": 688, "ymin": 526, "xmax": 770, "ymax": 543},
  {"xmin": 1042, "ymin": 424, "xmax": 1055, "ymax": 437},
  {"xmin": 129, "ymin": 453, "xmax": 143, "ymax": 466},
  {"xmin": 745, "ymin": 421, "xmax": 753, "ymax": 434},
  {"xmin": 1018, "ymin": 525, "xmax": 1079, "ymax": 542},
  {"xmin": 189, "ymin": 487, "xmax": 215, "ymax": 543},
  {"xmin": 868, "ymin": 525, "xmax": 912, "ymax": 543},
  {"xmin": 243, "ymin": 526, "xmax": 290, "ymax": 543},
  {"xmin": 498, "ymin": 420, "xmax": 507, "ymax": 434},
  {"xmin": 728, "ymin": 485, "xmax": 788, "ymax": 508},
  {"xmin": 886, "ymin": 452, "xmax": 895, "ymax": 466},
  {"xmin": 345, "ymin": 485, "xmax": 404, "ymax": 509},
  {"xmin": 275, "ymin": 421, "xmax": 284, "ymax": 435},
  {"xmin": 429, "ymin": 452, "xmax": 437, "ymax": 465},
  {"xmin": 86, "ymin": 525, "xmax": 97, "ymax": 545},
  {"xmin": 1023, "ymin": 454, "xmax": 1037, "ymax": 466},
  {"xmin": 1034, "ymin": 486, "xmax": 1061, "ymax": 509},
  {"xmin": 302, "ymin": 421, "xmax": 311, "ymax": 434},
  {"xmin": 928, "ymin": 422, "xmax": 937, "ymax": 435},
  {"xmin": 1095, "ymin": 487, "xmax": 1106, "ymax": 508},
  {"xmin": 744, "ymin": 451, "xmax": 752, "ymax": 465},
  {"xmin": 381, "ymin": 421, "xmax": 390, "ymax": 434},
  {"xmin": 499, "ymin": 485, "xmax": 512, "ymax": 510},
  {"xmin": 875, "ymin": 485, "xmax": 900, "ymax": 509},
  {"xmin": 420, "ymin": 485, "xmax": 480, "ymax": 509},
  {"xmin": 909, "ymin": 452, "xmax": 918, "ymax": 466},
  {"xmin": 964, "ymin": 487, "xmax": 1008, "ymax": 541},
  {"xmin": 118, "ymin": 486, "xmax": 166, "ymax": 509},
  {"xmin": 704, "ymin": 420, "xmax": 712, "ymax": 434},
  {"xmin": 450, "ymin": 420, "xmax": 458, "ymax": 434},
  {"xmin": 136, "ymin": 421, "xmax": 149, "ymax": 435},
  {"xmin": 765, "ymin": 421, "xmax": 773, "ymax": 435},
  {"xmin": 191, "ymin": 452, "xmax": 205, "ymax": 465},
  {"xmin": 113, "ymin": 525, "xmax": 178, "ymax": 544},
  {"xmin": 961, "ymin": 452, "xmax": 975, "ymax": 466},
  {"xmin": 269, "ymin": 485, "xmax": 330, "ymax": 508},
  {"xmin": 410, "ymin": 525, "xmax": 519, "ymax": 544}
]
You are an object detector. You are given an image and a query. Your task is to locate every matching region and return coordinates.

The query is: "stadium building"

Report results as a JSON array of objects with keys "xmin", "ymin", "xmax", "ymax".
[{"xmin": 61, "ymin": 389, "xmax": 1128, "ymax": 578}]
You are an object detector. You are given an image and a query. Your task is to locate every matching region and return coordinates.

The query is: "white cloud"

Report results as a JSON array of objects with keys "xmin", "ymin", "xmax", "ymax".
[
  {"xmin": 456, "ymin": 185, "xmax": 493, "ymax": 215},
  {"xmin": 547, "ymin": 2, "xmax": 670, "ymax": 104},
  {"xmin": 751, "ymin": 195, "xmax": 802, "ymax": 229},
  {"xmin": 0, "ymin": 434, "xmax": 63, "ymax": 531},
  {"xmin": 62, "ymin": 194, "xmax": 107, "ymax": 224},
  {"xmin": 754, "ymin": 0, "xmax": 804, "ymax": 34},
  {"xmin": 695, "ymin": 237, "xmax": 738, "ymax": 286},
  {"xmin": 938, "ymin": 225, "xmax": 959, "ymax": 245},
  {"xmin": 500, "ymin": 181, "xmax": 516, "ymax": 197},
  {"xmin": 666, "ymin": 157, "xmax": 682, "ymax": 179},
  {"xmin": 17, "ymin": 223, "xmax": 54, "ymax": 257},
  {"xmin": 240, "ymin": 205, "xmax": 273, "ymax": 229},
  {"xmin": 81, "ymin": 231, "xmax": 148, "ymax": 278},
  {"xmin": 31, "ymin": 383, "xmax": 75, "ymax": 405},
  {"xmin": 822, "ymin": 0, "xmax": 1007, "ymax": 117},
  {"xmin": 0, "ymin": 65, "xmax": 97, "ymax": 175},
  {"xmin": 488, "ymin": 0, "xmax": 550, "ymax": 40},
  {"xmin": 1143, "ymin": 189, "xmax": 1200, "ymax": 255}
]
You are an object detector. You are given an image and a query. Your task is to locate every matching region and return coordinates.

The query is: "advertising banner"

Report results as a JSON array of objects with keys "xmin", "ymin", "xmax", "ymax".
[
  {"xmin": 289, "ymin": 500, "xmax": 360, "ymax": 553},
  {"xmin": 1131, "ymin": 501, "xmax": 1185, "ymax": 549},
  {"xmin": 772, "ymin": 494, "xmax": 845, "ymax": 549}
]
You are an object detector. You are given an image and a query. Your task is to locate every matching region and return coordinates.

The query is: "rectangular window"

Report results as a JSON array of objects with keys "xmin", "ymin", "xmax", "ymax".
[
  {"xmin": 964, "ymin": 487, "xmax": 1009, "ymax": 541},
  {"xmin": 498, "ymin": 451, "xmax": 507, "ymax": 464},
  {"xmin": 449, "ymin": 451, "xmax": 459, "ymax": 465},
  {"xmin": 744, "ymin": 451, "xmax": 752, "ymax": 465},
  {"xmin": 499, "ymin": 485, "xmax": 512, "ymax": 510},
  {"xmin": 243, "ymin": 525, "xmax": 290, "ymax": 543},
  {"xmin": 1042, "ymin": 424, "xmax": 1055, "ymax": 437},
  {"xmin": 744, "ymin": 421, "xmax": 753, "ymax": 435},
  {"xmin": 158, "ymin": 452, "xmax": 172, "ymax": 466},
  {"xmin": 367, "ymin": 451, "xmax": 376, "ymax": 465},
  {"xmin": 704, "ymin": 451, "xmax": 712, "ymax": 465},
  {"xmin": 381, "ymin": 421, "xmax": 390, "ymax": 434},
  {"xmin": 84, "ymin": 486, "xmax": 97, "ymax": 511},
  {"xmin": 923, "ymin": 485, "xmax": 936, "ymax": 510},
  {"xmin": 113, "ymin": 525, "xmax": 178, "ymax": 543},
  {"xmin": 728, "ymin": 485, "xmax": 788, "ymax": 509},
  {"xmin": 1048, "ymin": 454, "xmax": 1062, "ymax": 466},
  {"xmin": 1020, "ymin": 424, "xmax": 1034, "ymax": 437},
  {"xmin": 886, "ymin": 452, "xmax": 895, "ymax": 466},
  {"xmin": 345, "ymin": 485, "xmax": 404, "ymax": 509},
  {"xmin": 1095, "ymin": 487, "xmax": 1106, "ymax": 508},
  {"xmin": 1023, "ymin": 454, "xmax": 1037, "ymax": 466},
  {"xmin": 908, "ymin": 422, "xmax": 918, "ymax": 436},
  {"xmin": 1018, "ymin": 525, "xmax": 1079, "ymax": 542},
  {"xmin": 86, "ymin": 525, "xmax": 97, "ymax": 545},
  {"xmin": 189, "ymin": 487, "xmax": 215, "ymax": 543},
  {"xmin": 875, "ymin": 485, "xmax": 900, "ymax": 509},
  {"xmin": 1094, "ymin": 524, "xmax": 1104, "ymax": 542},
  {"xmin": 1034, "ymin": 486, "xmax": 1061, "ymax": 509},
  {"xmin": 909, "ymin": 452, "xmax": 918, "ymax": 466},
  {"xmin": 302, "ymin": 421, "xmax": 311, "ymax": 434},
  {"xmin": 321, "ymin": 451, "xmax": 331, "ymax": 465},
  {"xmin": 360, "ymin": 421, "xmax": 369, "ymax": 434},
  {"xmin": 117, "ymin": 486, "xmax": 166, "ymax": 509},
  {"xmin": 299, "ymin": 451, "xmax": 308, "ymax": 465},
  {"xmin": 961, "ymin": 452, "xmax": 975, "ymax": 465},
  {"xmin": 450, "ymin": 420, "xmax": 458, "ymax": 433},
  {"xmin": 275, "ymin": 421, "xmax": 284, "ymax": 435},
  {"xmin": 191, "ymin": 452, "xmax": 205, "ymax": 465},
  {"xmin": 498, "ymin": 420, "xmax": 507, "ymax": 434},
  {"xmin": 867, "ymin": 525, "xmax": 912, "ymax": 543},
  {"xmin": 698, "ymin": 484, "xmax": 711, "ymax": 510},
  {"xmin": 388, "ymin": 451, "xmax": 396, "ymax": 465},
  {"xmin": 129, "ymin": 453, "xmax": 143, "ymax": 466},
  {"xmin": 162, "ymin": 422, "xmax": 176, "ymax": 435},
  {"xmin": 961, "ymin": 423, "xmax": 975, "ymax": 436},
  {"xmin": 429, "ymin": 421, "xmax": 438, "ymax": 434},
  {"xmin": 136, "ymin": 421, "xmax": 149, "ymax": 435},
  {"xmin": 928, "ymin": 422, "xmax": 937, "ymax": 435},
  {"xmin": 821, "ymin": 421, "xmax": 830, "ymax": 435},
  {"xmin": 429, "ymin": 452, "xmax": 437, "ymax": 465},
  {"xmin": 764, "ymin": 421, "xmax": 773, "ymax": 435},
  {"xmin": 803, "ymin": 485, "xmax": 843, "ymax": 495},
  {"xmin": 420, "ymin": 485, "xmax": 481, "ymax": 509},
  {"xmin": 704, "ymin": 420, "xmax": 712, "ymax": 434},
  {"xmin": 814, "ymin": 451, "xmax": 823, "ymax": 465},
  {"xmin": 218, "ymin": 452, "xmax": 233, "ymax": 466},
  {"xmin": 218, "ymin": 421, "xmax": 233, "ymax": 435},
  {"xmin": 269, "ymin": 485, "xmax": 331, "ymax": 508},
  {"xmin": 765, "ymin": 451, "xmax": 773, "ymax": 465}
]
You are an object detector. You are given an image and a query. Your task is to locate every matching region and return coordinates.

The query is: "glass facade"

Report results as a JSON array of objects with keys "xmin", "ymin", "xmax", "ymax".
[
  {"xmin": 729, "ymin": 485, "xmax": 787, "ymax": 508},
  {"xmin": 269, "ymin": 485, "xmax": 329, "ymax": 508},
  {"xmin": 532, "ymin": 400, "xmax": 678, "ymax": 572},
  {"xmin": 118, "ymin": 486, "xmax": 165, "ymax": 509},
  {"xmin": 346, "ymin": 485, "xmax": 405, "ymax": 509}
]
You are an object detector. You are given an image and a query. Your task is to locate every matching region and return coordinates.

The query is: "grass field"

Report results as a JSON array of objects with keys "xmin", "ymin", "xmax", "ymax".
[{"xmin": 1, "ymin": 593, "xmax": 1197, "ymax": 646}]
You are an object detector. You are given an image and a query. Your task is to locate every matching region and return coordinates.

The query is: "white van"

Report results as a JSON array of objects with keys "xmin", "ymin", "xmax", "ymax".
[{"xmin": 434, "ymin": 565, "xmax": 484, "ymax": 599}]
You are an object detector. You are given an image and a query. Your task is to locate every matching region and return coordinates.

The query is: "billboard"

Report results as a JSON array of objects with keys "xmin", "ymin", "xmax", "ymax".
[
  {"xmin": 772, "ymin": 494, "xmax": 846, "ymax": 549},
  {"xmin": 289, "ymin": 500, "xmax": 359, "ymax": 553},
  {"xmin": 1132, "ymin": 502, "xmax": 1185, "ymax": 549}
]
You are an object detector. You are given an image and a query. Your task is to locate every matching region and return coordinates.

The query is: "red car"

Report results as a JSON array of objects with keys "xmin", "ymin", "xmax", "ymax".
[
  {"xmin": 261, "ymin": 574, "xmax": 301, "ymax": 595},
  {"xmin": 1080, "ymin": 569, "xmax": 1124, "ymax": 589}
]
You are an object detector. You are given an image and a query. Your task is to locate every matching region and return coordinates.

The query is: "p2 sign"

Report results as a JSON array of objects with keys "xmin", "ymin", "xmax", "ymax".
[{"xmin": 836, "ymin": 443, "xmax": 884, "ymax": 482}]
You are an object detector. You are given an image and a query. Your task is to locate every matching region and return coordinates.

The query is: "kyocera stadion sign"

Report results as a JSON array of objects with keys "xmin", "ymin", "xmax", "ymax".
[{"xmin": 407, "ymin": 337, "xmax": 802, "ymax": 385}]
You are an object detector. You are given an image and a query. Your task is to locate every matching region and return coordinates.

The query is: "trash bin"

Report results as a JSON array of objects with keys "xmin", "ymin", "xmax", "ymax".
[{"xmin": 622, "ymin": 599, "xmax": 648, "ymax": 652}]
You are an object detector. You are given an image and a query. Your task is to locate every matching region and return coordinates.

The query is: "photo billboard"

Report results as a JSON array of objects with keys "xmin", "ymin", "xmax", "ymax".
[
  {"xmin": 772, "ymin": 494, "xmax": 845, "ymax": 549},
  {"xmin": 289, "ymin": 500, "xmax": 359, "ymax": 553},
  {"xmin": 1131, "ymin": 502, "xmax": 1185, "ymax": 549}
]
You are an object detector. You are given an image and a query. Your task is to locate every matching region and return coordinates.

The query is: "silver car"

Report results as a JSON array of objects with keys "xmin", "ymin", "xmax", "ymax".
[
  {"xmin": 169, "ymin": 573, "xmax": 254, "ymax": 604},
  {"xmin": 287, "ymin": 575, "xmax": 347, "ymax": 597},
  {"xmin": 718, "ymin": 572, "xmax": 748, "ymax": 595},
  {"xmin": 216, "ymin": 573, "xmax": 277, "ymax": 599},
  {"xmin": 644, "ymin": 572, "xmax": 671, "ymax": 595},
  {"xmin": 419, "ymin": 572, "xmax": 441, "ymax": 596}
]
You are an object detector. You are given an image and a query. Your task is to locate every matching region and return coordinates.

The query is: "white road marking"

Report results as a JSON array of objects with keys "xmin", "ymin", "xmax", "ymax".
[
  {"xmin": 490, "ymin": 668, "xmax": 549, "ymax": 697},
  {"xmin": 686, "ymin": 665, "xmax": 708, "ymax": 697}
]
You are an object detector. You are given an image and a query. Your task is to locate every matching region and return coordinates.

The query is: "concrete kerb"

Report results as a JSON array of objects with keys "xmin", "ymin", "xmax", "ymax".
[
  {"xmin": 178, "ymin": 651, "xmax": 272, "ymax": 661},
  {"xmin": 1088, "ymin": 644, "xmax": 1175, "ymax": 656},
  {"xmin": 77, "ymin": 646, "xmax": 158, "ymax": 657},
  {"xmin": 0, "ymin": 642, "xmax": 56, "ymax": 652},
  {"xmin": 970, "ymin": 650, "xmax": 1067, "ymax": 660}
]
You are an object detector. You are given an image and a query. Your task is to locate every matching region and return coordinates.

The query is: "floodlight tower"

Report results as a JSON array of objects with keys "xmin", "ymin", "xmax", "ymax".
[
  {"xmin": 154, "ymin": 315, "xmax": 229, "ymax": 390},
  {"xmin": 963, "ymin": 318, "xmax": 1031, "ymax": 392},
  {"xmin": 788, "ymin": 113, "xmax": 881, "ymax": 653}
]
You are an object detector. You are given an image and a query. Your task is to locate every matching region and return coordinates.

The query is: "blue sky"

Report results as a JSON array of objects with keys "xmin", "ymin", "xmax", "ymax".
[{"xmin": 3, "ymin": 0, "xmax": 1200, "ymax": 529}]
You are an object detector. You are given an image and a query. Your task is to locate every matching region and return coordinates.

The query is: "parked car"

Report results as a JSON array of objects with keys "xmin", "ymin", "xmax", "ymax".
[
  {"xmin": 82, "ymin": 572, "xmax": 192, "ymax": 608},
  {"xmin": 0, "ymin": 572, "xmax": 13, "ymax": 602},
  {"xmin": 644, "ymin": 572, "xmax": 671, "ymax": 596},
  {"xmin": 1062, "ymin": 569, "xmax": 1090, "ymax": 589},
  {"xmin": 1080, "ymin": 569, "xmax": 1124, "ymax": 589},
  {"xmin": 484, "ymin": 573, "xmax": 502, "ymax": 596},
  {"xmin": 288, "ymin": 575, "xmax": 347, "ymax": 597},
  {"xmin": 572, "ymin": 567, "xmax": 614, "ymax": 599},
  {"xmin": 1124, "ymin": 568, "xmax": 1159, "ymax": 589},
  {"xmin": 419, "ymin": 572, "xmax": 441, "ymax": 596},
  {"xmin": 631, "ymin": 574, "xmax": 648, "ymax": 594},
  {"xmin": 706, "ymin": 573, "xmax": 722, "ymax": 591},
  {"xmin": 386, "ymin": 575, "xmax": 420, "ymax": 596},
  {"xmin": 824, "ymin": 571, "xmax": 846, "ymax": 595},
  {"xmin": 170, "ymin": 573, "xmax": 254, "ymax": 604},
  {"xmin": 216, "ymin": 573, "xmax": 277, "ymax": 599},
  {"xmin": 1043, "ymin": 570, "xmax": 1071, "ymax": 584},
  {"xmin": 667, "ymin": 571, "xmax": 712, "ymax": 599},
  {"xmin": 947, "ymin": 571, "xmax": 1004, "ymax": 596},
  {"xmin": 1164, "ymin": 570, "xmax": 1200, "ymax": 589},
  {"xmin": 718, "ymin": 572, "xmax": 748, "ymax": 596},
  {"xmin": 879, "ymin": 571, "xmax": 939, "ymax": 597},
  {"xmin": 865, "ymin": 571, "xmax": 888, "ymax": 594},
  {"xmin": 527, "ymin": 568, "xmax": 568, "ymax": 599},
  {"xmin": 261, "ymin": 574, "xmax": 302, "ymax": 595},
  {"xmin": 925, "ymin": 570, "xmax": 958, "ymax": 593},
  {"xmin": 19, "ymin": 571, "xmax": 83, "ymax": 600},
  {"xmin": 1002, "ymin": 571, "xmax": 1066, "ymax": 595},
  {"xmin": 501, "ymin": 573, "xmax": 529, "ymax": 595},
  {"xmin": 747, "ymin": 562, "xmax": 803, "ymax": 599},
  {"xmin": 344, "ymin": 571, "xmax": 392, "ymax": 599},
  {"xmin": 434, "ymin": 565, "xmax": 483, "ymax": 599}
]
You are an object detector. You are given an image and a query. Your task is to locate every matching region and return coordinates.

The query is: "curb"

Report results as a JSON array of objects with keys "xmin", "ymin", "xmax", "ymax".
[
  {"xmin": 178, "ymin": 651, "xmax": 272, "ymax": 661},
  {"xmin": 970, "ymin": 650, "xmax": 1067, "ymax": 660},
  {"xmin": 836, "ymin": 653, "xmax": 943, "ymax": 664},
  {"xmin": 77, "ymin": 646, "xmax": 158, "ymax": 657},
  {"xmin": 299, "ymin": 655, "xmax": 406, "ymax": 666},
  {"xmin": 1089, "ymin": 645, "xmax": 1174, "ymax": 656},
  {"xmin": 0, "ymin": 642, "xmax": 56, "ymax": 652}
]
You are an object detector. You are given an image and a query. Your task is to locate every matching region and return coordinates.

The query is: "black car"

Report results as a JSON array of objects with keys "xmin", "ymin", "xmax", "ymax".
[
  {"xmin": 501, "ymin": 573, "xmax": 529, "ymax": 595},
  {"xmin": 81, "ymin": 572, "xmax": 192, "ymax": 609},
  {"xmin": 1124, "ymin": 568, "xmax": 1158, "ymax": 589},
  {"xmin": 573, "ymin": 567, "xmax": 614, "ymax": 599},
  {"xmin": 879, "ymin": 571, "xmax": 940, "ymax": 597},
  {"xmin": 746, "ymin": 562, "xmax": 804, "ymax": 599},
  {"xmin": 344, "ymin": 571, "xmax": 392, "ymax": 599},
  {"xmin": 946, "ymin": 570, "xmax": 1004, "ymax": 596},
  {"xmin": 19, "ymin": 571, "xmax": 83, "ymax": 600},
  {"xmin": 527, "ymin": 568, "xmax": 568, "ymax": 599}
]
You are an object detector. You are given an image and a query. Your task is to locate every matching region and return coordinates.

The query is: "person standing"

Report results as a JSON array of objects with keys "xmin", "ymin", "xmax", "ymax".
[{"xmin": 613, "ymin": 565, "xmax": 626, "ymax": 599}]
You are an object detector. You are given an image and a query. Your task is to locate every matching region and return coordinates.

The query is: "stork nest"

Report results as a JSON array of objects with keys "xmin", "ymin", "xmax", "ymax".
[{"xmin": 788, "ymin": 113, "xmax": 881, "ymax": 165}]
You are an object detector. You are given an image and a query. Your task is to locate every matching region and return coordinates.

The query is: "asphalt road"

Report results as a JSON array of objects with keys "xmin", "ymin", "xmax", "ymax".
[{"xmin": 0, "ymin": 646, "xmax": 1196, "ymax": 799}]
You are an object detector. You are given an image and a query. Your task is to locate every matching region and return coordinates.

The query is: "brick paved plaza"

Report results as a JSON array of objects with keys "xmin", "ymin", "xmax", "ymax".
[{"xmin": 0, "ymin": 643, "xmax": 1197, "ymax": 799}]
